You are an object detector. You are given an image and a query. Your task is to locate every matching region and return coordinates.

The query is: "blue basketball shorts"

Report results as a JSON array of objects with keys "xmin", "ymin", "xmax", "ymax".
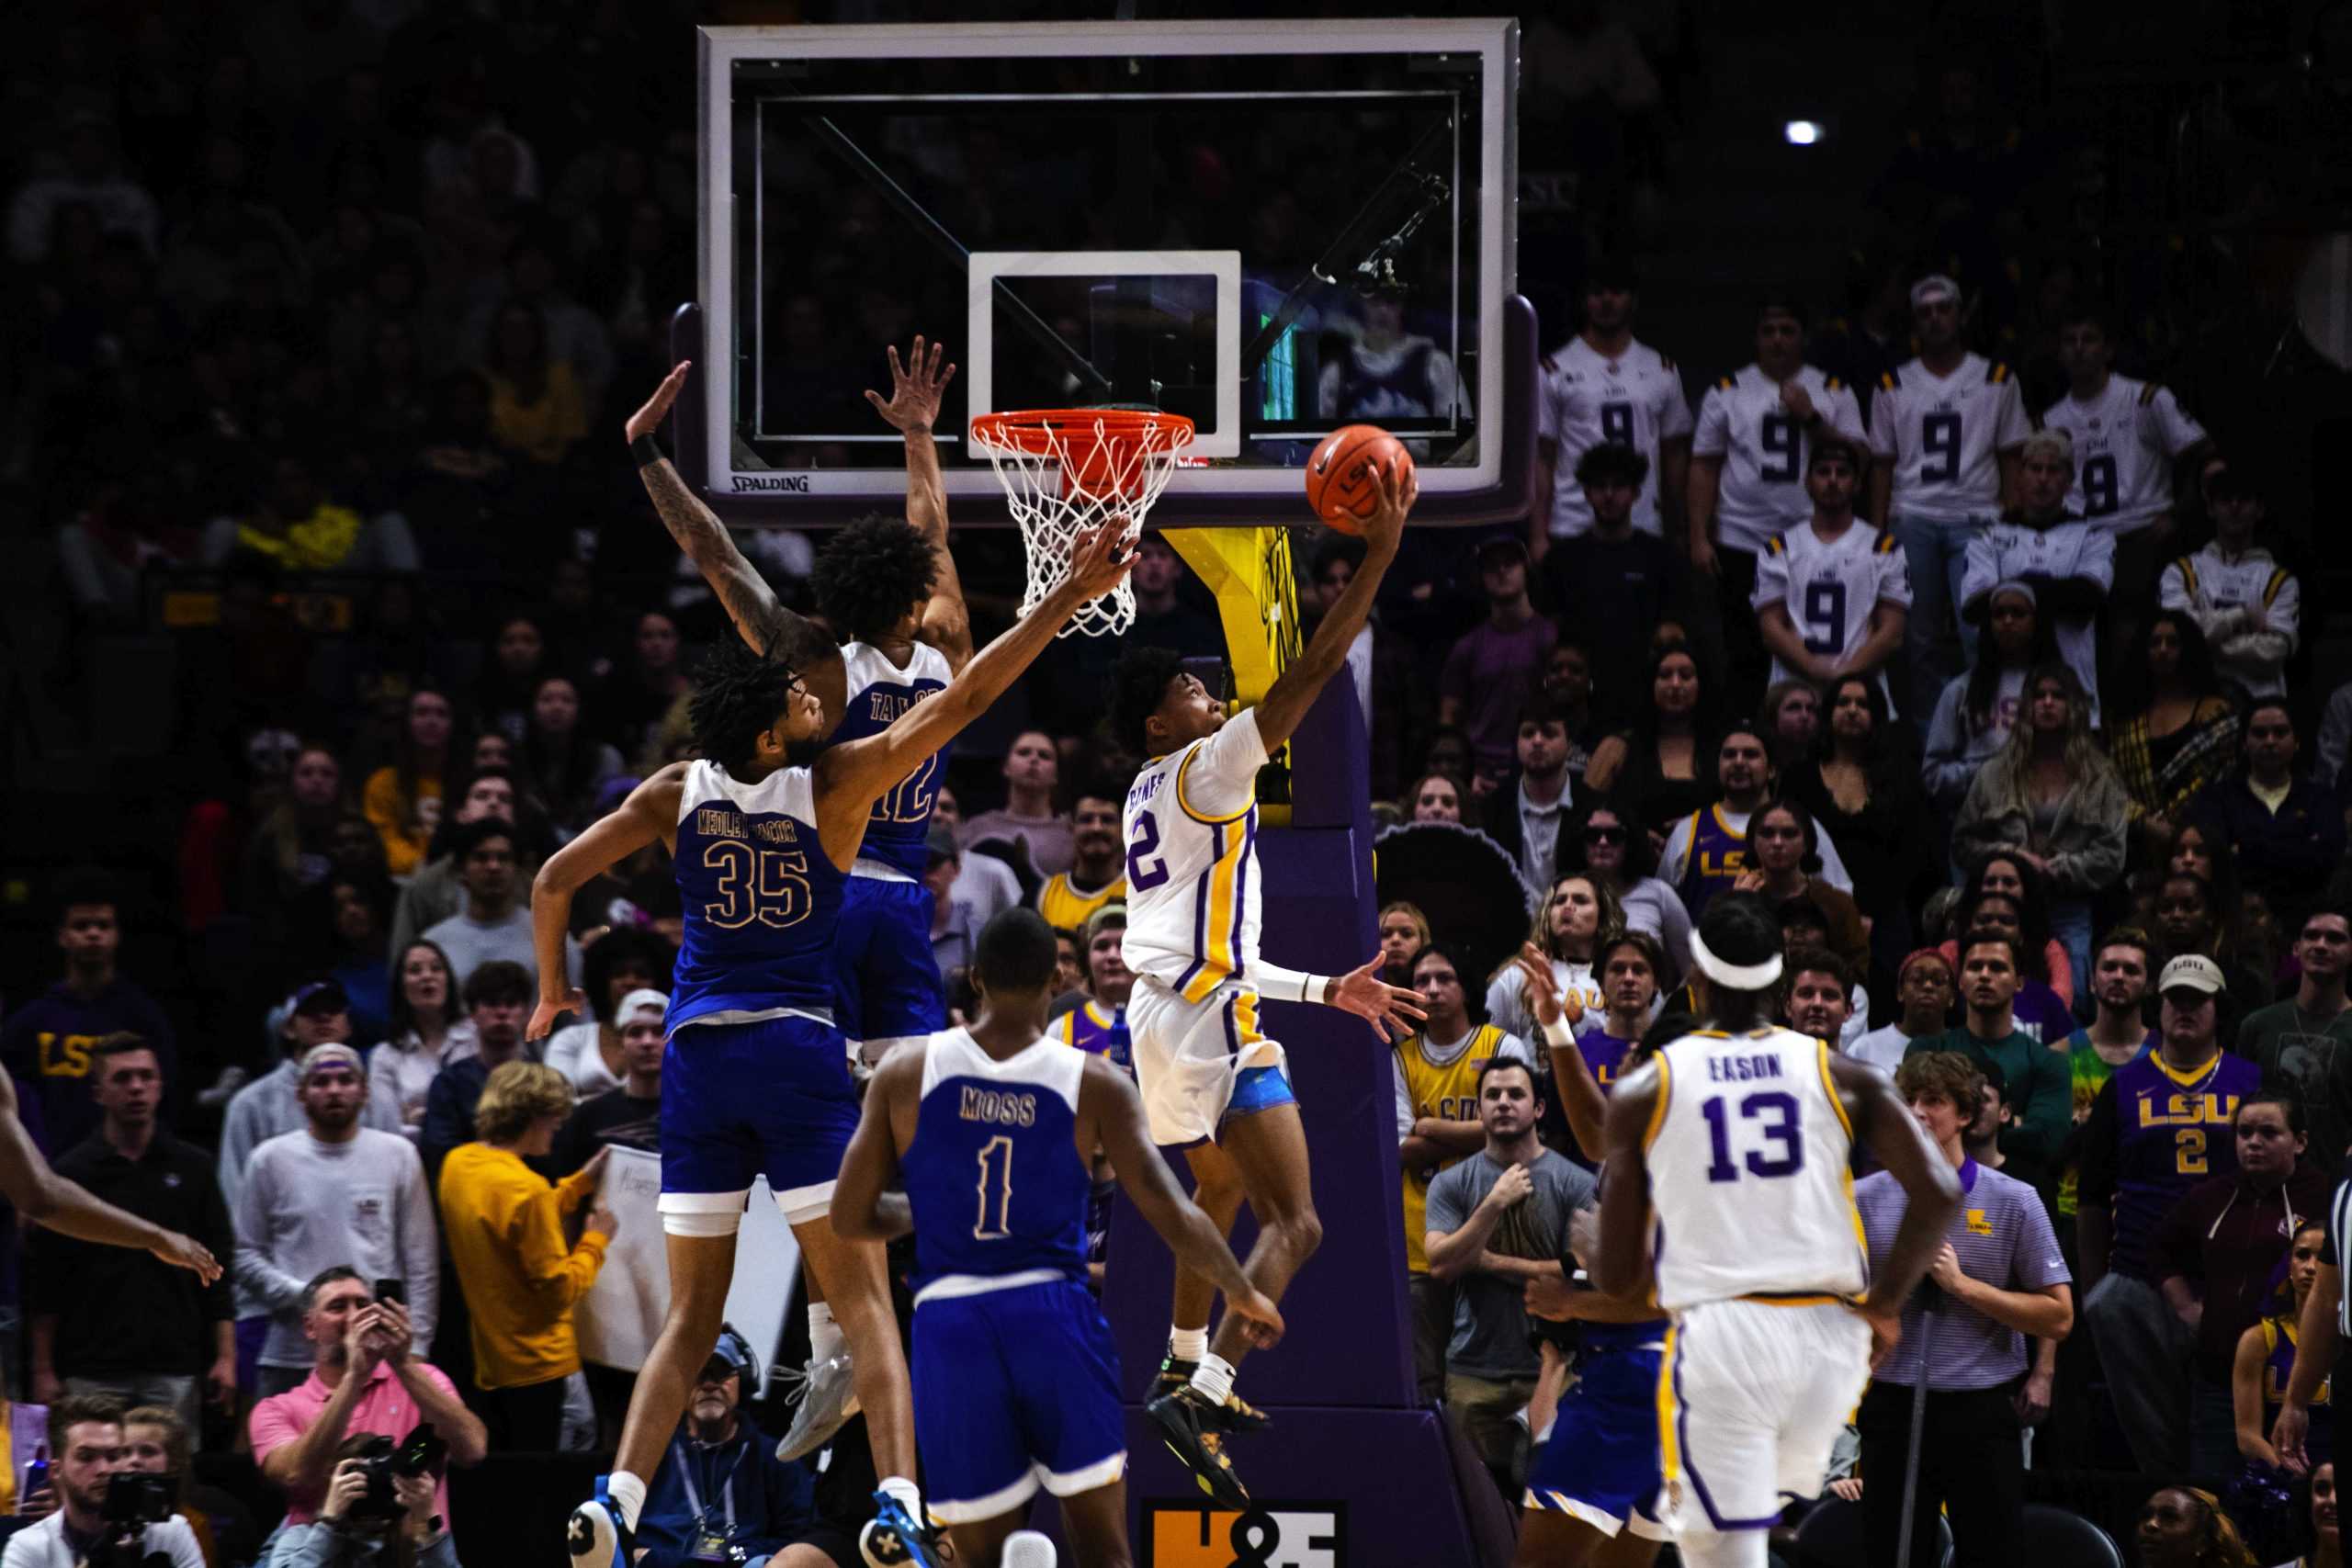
[
  {"xmin": 911, "ymin": 1278, "xmax": 1126, "ymax": 1524},
  {"xmin": 834, "ymin": 874, "xmax": 948, "ymax": 1059},
  {"xmin": 659, "ymin": 1012, "xmax": 858, "ymax": 1225},
  {"xmin": 1523, "ymin": 1321, "xmax": 1671, "ymax": 1541}
]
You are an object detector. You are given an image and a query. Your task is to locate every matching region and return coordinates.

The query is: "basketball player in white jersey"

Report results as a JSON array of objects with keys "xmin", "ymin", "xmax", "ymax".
[
  {"xmin": 1751, "ymin": 436, "xmax": 1912, "ymax": 713},
  {"xmin": 1864, "ymin": 275, "xmax": 2031, "ymax": 719},
  {"xmin": 1584, "ymin": 897, "xmax": 1961, "ymax": 1568},
  {"xmin": 1530, "ymin": 260, "xmax": 1693, "ymax": 559},
  {"xmin": 1108, "ymin": 464, "xmax": 1428, "ymax": 1507}
]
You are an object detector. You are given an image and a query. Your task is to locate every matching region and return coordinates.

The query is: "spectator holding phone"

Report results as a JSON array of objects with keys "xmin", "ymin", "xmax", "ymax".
[{"xmin": 249, "ymin": 1270, "xmax": 486, "ymax": 1532}]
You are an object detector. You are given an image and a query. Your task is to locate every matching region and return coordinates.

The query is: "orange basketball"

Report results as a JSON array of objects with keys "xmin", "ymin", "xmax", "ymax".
[{"xmin": 1305, "ymin": 424, "xmax": 1413, "ymax": 534}]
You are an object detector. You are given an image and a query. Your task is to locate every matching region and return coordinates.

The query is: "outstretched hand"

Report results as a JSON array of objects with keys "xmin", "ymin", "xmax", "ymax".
[
  {"xmin": 1514, "ymin": 944, "xmax": 1563, "ymax": 1030},
  {"xmin": 1060, "ymin": 520, "xmax": 1136, "ymax": 604},
  {"xmin": 1360, "ymin": 457, "xmax": 1419, "ymax": 553},
  {"xmin": 1324, "ymin": 954, "xmax": 1427, "ymax": 1042},
  {"xmin": 626, "ymin": 361, "xmax": 692, "ymax": 445},
  {"xmin": 864, "ymin": 335, "xmax": 956, "ymax": 434},
  {"xmin": 151, "ymin": 1228, "xmax": 222, "ymax": 1285}
]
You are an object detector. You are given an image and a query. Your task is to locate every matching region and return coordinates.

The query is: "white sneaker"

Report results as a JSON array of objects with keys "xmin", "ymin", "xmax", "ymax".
[
  {"xmin": 1001, "ymin": 1530, "xmax": 1057, "ymax": 1567},
  {"xmin": 773, "ymin": 1350, "xmax": 861, "ymax": 1461}
]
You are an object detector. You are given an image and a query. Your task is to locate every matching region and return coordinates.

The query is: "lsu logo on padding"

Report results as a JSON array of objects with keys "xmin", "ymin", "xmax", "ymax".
[{"xmin": 1144, "ymin": 1500, "xmax": 1345, "ymax": 1568}]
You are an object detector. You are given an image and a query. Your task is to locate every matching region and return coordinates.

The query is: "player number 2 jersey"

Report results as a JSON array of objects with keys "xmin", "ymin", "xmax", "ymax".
[
  {"xmin": 669, "ymin": 759, "xmax": 850, "ymax": 1032},
  {"xmin": 1121, "ymin": 710, "xmax": 1269, "ymax": 1002},
  {"xmin": 831, "ymin": 640, "xmax": 951, "ymax": 881},
  {"xmin": 1645, "ymin": 1027, "xmax": 1868, "ymax": 1312},
  {"xmin": 903, "ymin": 1029, "xmax": 1091, "ymax": 1298}
]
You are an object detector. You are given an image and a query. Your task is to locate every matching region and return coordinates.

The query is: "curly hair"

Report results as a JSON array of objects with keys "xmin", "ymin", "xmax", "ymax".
[
  {"xmin": 1894, "ymin": 1050, "xmax": 1984, "ymax": 1109},
  {"xmin": 1110, "ymin": 646, "xmax": 1187, "ymax": 758},
  {"xmin": 810, "ymin": 513, "xmax": 938, "ymax": 646},
  {"xmin": 688, "ymin": 640, "xmax": 806, "ymax": 776}
]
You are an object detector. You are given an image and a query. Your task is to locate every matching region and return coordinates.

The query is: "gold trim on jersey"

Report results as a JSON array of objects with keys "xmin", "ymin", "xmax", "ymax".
[
  {"xmin": 1656, "ymin": 1320, "xmax": 1683, "ymax": 1495},
  {"xmin": 1175, "ymin": 743, "xmax": 1251, "ymax": 827},
  {"xmin": 1179, "ymin": 822, "xmax": 1254, "ymax": 1004},
  {"xmin": 2153, "ymin": 1049, "xmax": 2225, "ymax": 1091},
  {"xmin": 1644, "ymin": 1055, "xmax": 1674, "ymax": 1151},
  {"xmin": 1816, "ymin": 1039, "xmax": 1856, "ymax": 1142}
]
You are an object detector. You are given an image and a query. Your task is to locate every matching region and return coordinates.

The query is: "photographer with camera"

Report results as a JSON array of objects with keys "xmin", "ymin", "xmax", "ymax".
[
  {"xmin": 249, "ymin": 1271, "xmax": 484, "ymax": 1539},
  {"xmin": 265, "ymin": 1432, "xmax": 456, "ymax": 1568},
  {"xmin": 1, "ymin": 1394, "xmax": 202, "ymax": 1568}
]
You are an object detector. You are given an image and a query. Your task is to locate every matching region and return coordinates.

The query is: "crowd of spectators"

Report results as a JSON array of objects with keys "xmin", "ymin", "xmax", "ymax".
[{"xmin": 3, "ymin": 2, "xmax": 2350, "ymax": 1564}]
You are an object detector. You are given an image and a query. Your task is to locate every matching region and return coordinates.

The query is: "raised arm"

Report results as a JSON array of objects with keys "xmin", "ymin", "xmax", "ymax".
[
  {"xmin": 526, "ymin": 767, "xmax": 684, "ymax": 1040},
  {"xmin": 1591, "ymin": 1062, "xmax": 1659, "ymax": 1300},
  {"xmin": 1254, "ymin": 459, "xmax": 1418, "ymax": 751},
  {"xmin": 627, "ymin": 362, "xmax": 836, "ymax": 672},
  {"xmin": 1085, "ymin": 1056, "xmax": 1281, "ymax": 1347},
  {"xmin": 812, "ymin": 524, "xmax": 1132, "ymax": 865},
  {"xmin": 864, "ymin": 337, "xmax": 973, "ymax": 672}
]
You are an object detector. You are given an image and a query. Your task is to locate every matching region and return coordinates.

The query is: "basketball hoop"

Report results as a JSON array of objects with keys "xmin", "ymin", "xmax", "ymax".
[{"xmin": 970, "ymin": 408, "xmax": 1195, "ymax": 637}]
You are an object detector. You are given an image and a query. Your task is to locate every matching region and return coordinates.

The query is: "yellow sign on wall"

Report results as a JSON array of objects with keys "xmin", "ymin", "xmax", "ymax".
[{"xmin": 1164, "ymin": 525, "xmax": 1303, "ymax": 824}]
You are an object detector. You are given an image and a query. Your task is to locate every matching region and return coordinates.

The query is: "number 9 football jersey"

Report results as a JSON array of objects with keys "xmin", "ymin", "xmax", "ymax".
[
  {"xmin": 1865, "ymin": 354, "xmax": 2031, "ymax": 523},
  {"xmin": 1750, "ymin": 521, "xmax": 1914, "ymax": 711}
]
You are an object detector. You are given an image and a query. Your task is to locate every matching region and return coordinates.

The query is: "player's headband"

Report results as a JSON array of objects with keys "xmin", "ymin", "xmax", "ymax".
[{"xmin": 1690, "ymin": 930, "xmax": 1784, "ymax": 992}]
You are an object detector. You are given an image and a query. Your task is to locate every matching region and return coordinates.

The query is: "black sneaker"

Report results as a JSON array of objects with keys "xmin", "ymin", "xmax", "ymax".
[
  {"xmin": 1148, "ymin": 1384, "xmax": 1252, "ymax": 1510},
  {"xmin": 1155, "ymin": 1351, "xmax": 1271, "ymax": 1431}
]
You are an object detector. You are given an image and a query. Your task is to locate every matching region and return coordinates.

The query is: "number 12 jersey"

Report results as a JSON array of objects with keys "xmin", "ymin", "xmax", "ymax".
[{"xmin": 1645, "ymin": 1026, "xmax": 1868, "ymax": 1313}]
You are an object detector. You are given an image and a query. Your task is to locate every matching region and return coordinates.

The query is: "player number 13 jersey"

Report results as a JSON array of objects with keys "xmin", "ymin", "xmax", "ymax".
[{"xmin": 1645, "ymin": 1026, "xmax": 1868, "ymax": 1312}]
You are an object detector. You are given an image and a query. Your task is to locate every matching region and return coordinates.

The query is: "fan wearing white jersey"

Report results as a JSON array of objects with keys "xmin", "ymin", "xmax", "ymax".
[
  {"xmin": 2160, "ymin": 465, "xmax": 2301, "ymax": 701},
  {"xmin": 2041, "ymin": 305, "xmax": 2209, "ymax": 620},
  {"xmin": 1690, "ymin": 297, "xmax": 1868, "ymax": 702},
  {"xmin": 1109, "ymin": 466, "xmax": 1428, "ymax": 1510},
  {"xmin": 1582, "ymin": 897, "xmax": 1961, "ymax": 1568},
  {"xmin": 1864, "ymin": 276, "xmax": 2032, "ymax": 719},
  {"xmin": 1750, "ymin": 436, "xmax": 1911, "ymax": 712},
  {"xmin": 1532, "ymin": 262, "xmax": 1693, "ymax": 557},
  {"xmin": 1960, "ymin": 429, "xmax": 2115, "ymax": 724}
]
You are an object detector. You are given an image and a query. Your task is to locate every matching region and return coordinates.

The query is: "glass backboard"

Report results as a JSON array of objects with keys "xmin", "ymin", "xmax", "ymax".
[{"xmin": 684, "ymin": 18, "xmax": 1533, "ymax": 525}]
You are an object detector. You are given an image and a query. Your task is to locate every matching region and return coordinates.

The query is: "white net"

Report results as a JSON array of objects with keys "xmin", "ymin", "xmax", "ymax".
[{"xmin": 970, "ymin": 410, "xmax": 1195, "ymax": 637}]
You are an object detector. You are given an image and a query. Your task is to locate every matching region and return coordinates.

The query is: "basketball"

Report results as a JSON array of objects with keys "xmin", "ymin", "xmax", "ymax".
[{"xmin": 1305, "ymin": 424, "xmax": 1414, "ymax": 533}]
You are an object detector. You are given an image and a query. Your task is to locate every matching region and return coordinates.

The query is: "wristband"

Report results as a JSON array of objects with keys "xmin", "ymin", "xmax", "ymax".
[
  {"xmin": 1253, "ymin": 964, "xmax": 1328, "ymax": 1005},
  {"xmin": 630, "ymin": 434, "xmax": 664, "ymax": 468},
  {"xmin": 1542, "ymin": 1018, "xmax": 1575, "ymax": 1049}
]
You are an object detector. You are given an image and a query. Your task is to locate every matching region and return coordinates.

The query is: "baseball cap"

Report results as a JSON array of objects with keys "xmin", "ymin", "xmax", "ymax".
[
  {"xmin": 1909, "ymin": 274, "xmax": 1962, "ymax": 309},
  {"xmin": 2157, "ymin": 954, "xmax": 2226, "ymax": 996},
  {"xmin": 702, "ymin": 1324, "xmax": 759, "ymax": 1388},
  {"xmin": 286, "ymin": 979, "xmax": 350, "ymax": 1018},
  {"xmin": 298, "ymin": 1043, "xmax": 365, "ymax": 1081},
  {"xmin": 1083, "ymin": 901, "xmax": 1129, "ymax": 951},
  {"xmin": 616, "ymin": 988, "xmax": 669, "ymax": 1028}
]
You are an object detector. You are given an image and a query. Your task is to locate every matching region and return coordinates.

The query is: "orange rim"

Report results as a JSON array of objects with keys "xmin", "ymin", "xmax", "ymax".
[{"xmin": 968, "ymin": 408, "xmax": 1195, "ymax": 456}]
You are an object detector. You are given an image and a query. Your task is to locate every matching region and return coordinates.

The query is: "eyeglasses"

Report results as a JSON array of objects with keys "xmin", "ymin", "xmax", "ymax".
[{"xmin": 1583, "ymin": 826, "xmax": 1626, "ymax": 843}]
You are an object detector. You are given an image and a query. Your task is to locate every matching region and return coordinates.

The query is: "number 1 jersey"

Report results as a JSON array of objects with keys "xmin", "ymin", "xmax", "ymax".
[
  {"xmin": 1120, "ymin": 710, "xmax": 1268, "ymax": 1003},
  {"xmin": 1645, "ymin": 1026, "xmax": 1867, "ymax": 1312},
  {"xmin": 669, "ymin": 759, "xmax": 850, "ymax": 1032},
  {"xmin": 903, "ymin": 1028, "xmax": 1091, "ymax": 1296}
]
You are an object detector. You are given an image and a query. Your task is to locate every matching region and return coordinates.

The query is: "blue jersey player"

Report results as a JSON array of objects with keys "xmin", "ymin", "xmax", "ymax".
[
  {"xmin": 528, "ymin": 518, "xmax": 1132, "ymax": 1568},
  {"xmin": 628, "ymin": 342, "xmax": 971, "ymax": 1452},
  {"xmin": 832, "ymin": 909, "xmax": 1280, "ymax": 1568}
]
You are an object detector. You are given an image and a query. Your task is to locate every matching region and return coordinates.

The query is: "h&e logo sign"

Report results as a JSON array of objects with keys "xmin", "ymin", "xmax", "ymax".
[{"xmin": 1144, "ymin": 1500, "xmax": 1343, "ymax": 1568}]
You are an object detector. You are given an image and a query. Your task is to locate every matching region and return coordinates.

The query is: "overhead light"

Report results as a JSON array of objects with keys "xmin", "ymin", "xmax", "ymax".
[{"xmin": 1783, "ymin": 119, "xmax": 1823, "ymax": 146}]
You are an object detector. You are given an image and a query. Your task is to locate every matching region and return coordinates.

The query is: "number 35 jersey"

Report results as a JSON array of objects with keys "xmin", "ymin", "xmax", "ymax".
[
  {"xmin": 1645, "ymin": 1027, "xmax": 1867, "ymax": 1313},
  {"xmin": 1751, "ymin": 522, "xmax": 1912, "ymax": 710},
  {"xmin": 1121, "ymin": 709, "xmax": 1269, "ymax": 1003},
  {"xmin": 669, "ymin": 759, "xmax": 850, "ymax": 1033}
]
